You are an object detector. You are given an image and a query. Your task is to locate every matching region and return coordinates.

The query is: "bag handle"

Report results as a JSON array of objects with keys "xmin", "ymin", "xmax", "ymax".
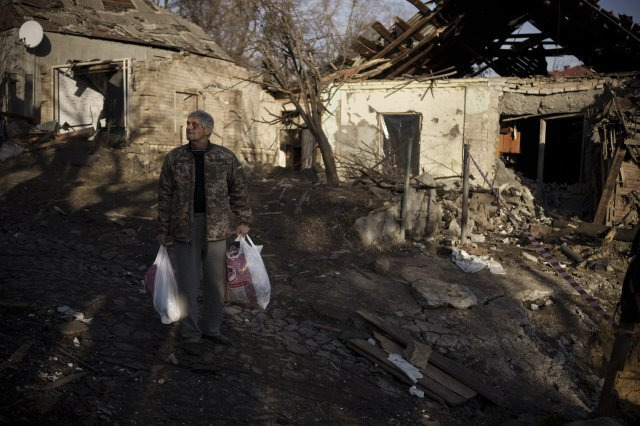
[{"xmin": 236, "ymin": 234, "xmax": 255, "ymax": 247}]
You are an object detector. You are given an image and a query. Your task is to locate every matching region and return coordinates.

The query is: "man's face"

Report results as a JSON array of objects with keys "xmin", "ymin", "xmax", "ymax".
[{"xmin": 186, "ymin": 117, "xmax": 211, "ymax": 143}]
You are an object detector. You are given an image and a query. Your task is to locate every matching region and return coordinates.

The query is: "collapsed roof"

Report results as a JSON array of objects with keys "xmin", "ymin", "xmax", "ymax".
[
  {"xmin": 350, "ymin": 0, "xmax": 640, "ymax": 79},
  {"xmin": 0, "ymin": 0, "xmax": 231, "ymax": 61}
]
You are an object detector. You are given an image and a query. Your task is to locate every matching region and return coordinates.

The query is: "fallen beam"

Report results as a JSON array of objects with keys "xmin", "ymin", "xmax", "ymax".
[{"xmin": 357, "ymin": 309, "xmax": 503, "ymax": 405}]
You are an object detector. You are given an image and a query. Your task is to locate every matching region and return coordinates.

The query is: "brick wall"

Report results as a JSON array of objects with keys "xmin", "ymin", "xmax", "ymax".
[{"xmin": 126, "ymin": 53, "xmax": 280, "ymax": 172}]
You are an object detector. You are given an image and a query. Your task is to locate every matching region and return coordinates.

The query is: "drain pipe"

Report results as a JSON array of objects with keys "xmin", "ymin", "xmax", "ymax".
[{"xmin": 460, "ymin": 143, "xmax": 471, "ymax": 244}]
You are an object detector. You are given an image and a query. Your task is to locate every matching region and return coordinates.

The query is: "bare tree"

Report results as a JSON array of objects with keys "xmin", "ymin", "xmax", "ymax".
[
  {"xmin": 251, "ymin": 0, "xmax": 344, "ymax": 186},
  {"xmin": 155, "ymin": 0, "xmax": 417, "ymax": 186},
  {"xmin": 153, "ymin": 0, "xmax": 259, "ymax": 65}
]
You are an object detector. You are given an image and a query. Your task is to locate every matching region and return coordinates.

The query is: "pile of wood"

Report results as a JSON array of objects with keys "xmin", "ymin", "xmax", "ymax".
[{"xmin": 347, "ymin": 309, "xmax": 503, "ymax": 406}]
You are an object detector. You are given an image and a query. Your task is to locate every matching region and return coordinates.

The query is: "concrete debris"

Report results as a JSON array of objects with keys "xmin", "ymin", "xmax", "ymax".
[
  {"xmin": 451, "ymin": 248, "xmax": 506, "ymax": 275},
  {"xmin": 401, "ymin": 266, "xmax": 478, "ymax": 309},
  {"xmin": 522, "ymin": 251, "xmax": 538, "ymax": 263},
  {"xmin": 353, "ymin": 208, "xmax": 402, "ymax": 246}
]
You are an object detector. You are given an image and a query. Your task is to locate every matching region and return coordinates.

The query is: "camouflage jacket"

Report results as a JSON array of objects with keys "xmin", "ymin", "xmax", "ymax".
[{"xmin": 157, "ymin": 142, "xmax": 251, "ymax": 242}]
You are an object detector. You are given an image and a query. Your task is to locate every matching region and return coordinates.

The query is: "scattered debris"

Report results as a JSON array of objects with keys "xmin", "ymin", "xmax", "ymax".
[{"xmin": 451, "ymin": 248, "xmax": 505, "ymax": 275}]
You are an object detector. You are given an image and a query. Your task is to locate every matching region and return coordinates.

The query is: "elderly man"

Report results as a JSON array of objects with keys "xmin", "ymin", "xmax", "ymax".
[{"xmin": 157, "ymin": 109, "xmax": 251, "ymax": 356}]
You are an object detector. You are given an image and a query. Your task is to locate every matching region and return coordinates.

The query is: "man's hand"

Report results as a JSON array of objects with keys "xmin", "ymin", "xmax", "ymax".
[
  {"xmin": 237, "ymin": 224, "xmax": 249, "ymax": 237},
  {"xmin": 157, "ymin": 233, "xmax": 169, "ymax": 246}
]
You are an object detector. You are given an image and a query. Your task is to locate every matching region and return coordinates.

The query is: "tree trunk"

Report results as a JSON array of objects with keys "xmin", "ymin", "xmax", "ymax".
[{"xmin": 307, "ymin": 119, "xmax": 340, "ymax": 187}]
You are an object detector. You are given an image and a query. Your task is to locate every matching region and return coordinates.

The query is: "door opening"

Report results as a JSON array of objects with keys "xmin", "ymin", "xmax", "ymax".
[{"xmin": 380, "ymin": 113, "xmax": 421, "ymax": 176}]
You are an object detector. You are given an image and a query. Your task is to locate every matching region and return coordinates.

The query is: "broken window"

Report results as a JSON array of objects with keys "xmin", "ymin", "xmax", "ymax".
[
  {"xmin": 380, "ymin": 114, "xmax": 421, "ymax": 176},
  {"xmin": 54, "ymin": 59, "xmax": 130, "ymax": 146}
]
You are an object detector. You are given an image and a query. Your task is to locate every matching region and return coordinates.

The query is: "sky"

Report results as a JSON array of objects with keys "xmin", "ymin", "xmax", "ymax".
[
  {"xmin": 599, "ymin": 0, "xmax": 640, "ymax": 22},
  {"xmin": 383, "ymin": 0, "xmax": 640, "ymax": 72},
  {"xmin": 537, "ymin": 0, "xmax": 640, "ymax": 70}
]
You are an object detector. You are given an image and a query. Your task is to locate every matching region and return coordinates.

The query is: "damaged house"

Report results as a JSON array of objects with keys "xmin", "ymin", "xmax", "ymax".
[
  {"xmin": 322, "ymin": 0, "xmax": 640, "ymax": 226},
  {"xmin": 0, "ymin": 0, "xmax": 280, "ymax": 172}
]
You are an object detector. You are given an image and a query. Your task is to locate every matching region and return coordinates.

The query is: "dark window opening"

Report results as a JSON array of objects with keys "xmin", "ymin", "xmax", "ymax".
[{"xmin": 381, "ymin": 114, "xmax": 421, "ymax": 176}]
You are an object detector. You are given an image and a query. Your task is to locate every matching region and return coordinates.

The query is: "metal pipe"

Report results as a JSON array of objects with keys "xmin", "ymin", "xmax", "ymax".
[{"xmin": 460, "ymin": 143, "xmax": 470, "ymax": 244}]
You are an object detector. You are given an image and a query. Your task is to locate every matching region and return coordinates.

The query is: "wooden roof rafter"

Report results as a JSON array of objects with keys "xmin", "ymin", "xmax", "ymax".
[{"xmin": 349, "ymin": 0, "xmax": 640, "ymax": 79}]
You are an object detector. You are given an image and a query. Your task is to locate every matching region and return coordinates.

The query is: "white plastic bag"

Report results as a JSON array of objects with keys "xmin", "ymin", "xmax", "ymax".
[
  {"xmin": 226, "ymin": 235, "xmax": 271, "ymax": 310},
  {"xmin": 150, "ymin": 245, "xmax": 181, "ymax": 324}
]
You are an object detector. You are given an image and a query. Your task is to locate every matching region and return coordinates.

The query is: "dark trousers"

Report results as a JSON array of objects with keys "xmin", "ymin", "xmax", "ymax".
[{"xmin": 173, "ymin": 214, "xmax": 227, "ymax": 343}]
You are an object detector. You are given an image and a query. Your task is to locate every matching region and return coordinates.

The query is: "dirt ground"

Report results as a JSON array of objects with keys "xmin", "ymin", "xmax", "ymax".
[{"xmin": 0, "ymin": 141, "xmax": 638, "ymax": 425}]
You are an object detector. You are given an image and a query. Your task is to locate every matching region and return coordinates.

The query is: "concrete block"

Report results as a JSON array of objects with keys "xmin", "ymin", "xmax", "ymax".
[{"xmin": 404, "ymin": 340, "xmax": 432, "ymax": 369}]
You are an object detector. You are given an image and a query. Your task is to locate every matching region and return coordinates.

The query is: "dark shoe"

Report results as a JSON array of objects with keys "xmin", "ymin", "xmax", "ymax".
[
  {"xmin": 203, "ymin": 334, "xmax": 232, "ymax": 346},
  {"xmin": 184, "ymin": 342, "xmax": 203, "ymax": 356}
]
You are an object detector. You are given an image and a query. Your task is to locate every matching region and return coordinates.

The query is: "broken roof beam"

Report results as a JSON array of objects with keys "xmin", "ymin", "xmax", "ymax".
[
  {"xmin": 580, "ymin": 0, "xmax": 640, "ymax": 44},
  {"xmin": 371, "ymin": 21, "xmax": 396, "ymax": 44},
  {"xmin": 371, "ymin": 7, "xmax": 441, "ymax": 60},
  {"xmin": 352, "ymin": 36, "xmax": 381, "ymax": 59},
  {"xmin": 394, "ymin": 16, "xmax": 424, "ymax": 40},
  {"xmin": 406, "ymin": 0, "xmax": 433, "ymax": 15},
  {"xmin": 387, "ymin": 15, "xmax": 462, "ymax": 78}
]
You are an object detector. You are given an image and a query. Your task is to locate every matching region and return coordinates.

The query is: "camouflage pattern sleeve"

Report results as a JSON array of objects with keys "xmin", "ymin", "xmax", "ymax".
[
  {"xmin": 227, "ymin": 154, "xmax": 252, "ymax": 226},
  {"xmin": 157, "ymin": 153, "xmax": 175, "ymax": 235}
]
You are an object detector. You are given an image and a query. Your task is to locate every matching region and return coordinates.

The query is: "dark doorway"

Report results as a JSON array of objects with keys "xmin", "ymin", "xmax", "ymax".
[
  {"xmin": 499, "ymin": 115, "xmax": 583, "ymax": 184},
  {"xmin": 280, "ymin": 129, "xmax": 302, "ymax": 170},
  {"xmin": 381, "ymin": 114, "xmax": 421, "ymax": 175},
  {"xmin": 543, "ymin": 117, "xmax": 583, "ymax": 184}
]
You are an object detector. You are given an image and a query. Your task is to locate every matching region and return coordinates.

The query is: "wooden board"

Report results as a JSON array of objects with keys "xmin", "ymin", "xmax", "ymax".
[
  {"xmin": 427, "ymin": 350, "xmax": 503, "ymax": 406},
  {"xmin": 357, "ymin": 310, "xmax": 412, "ymax": 345},
  {"xmin": 357, "ymin": 309, "xmax": 502, "ymax": 406},
  {"xmin": 594, "ymin": 145, "xmax": 626, "ymax": 224},
  {"xmin": 373, "ymin": 331, "xmax": 404, "ymax": 354},
  {"xmin": 347, "ymin": 339, "xmax": 471, "ymax": 406},
  {"xmin": 373, "ymin": 331, "xmax": 477, "ymax": 400}
]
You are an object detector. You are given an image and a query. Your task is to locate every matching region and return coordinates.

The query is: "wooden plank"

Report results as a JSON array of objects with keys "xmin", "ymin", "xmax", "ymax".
[
  {"xmin": 357, "ymin": 310, "xmax": 412, "ymax": 345},
  {"xmin": 373, "ymin": 331, "xmax": 404, "ymax": 354},
  {"xmin": 374, "ymin": 332, "xmax": 477, "ymax": 400},
  {"xmin": 422, "ymin": 362, "xmax": 477, "ymax": 400},
  {"xmin": 346, "ymin": 340, "xmax": 444, "ymax": 404},
  {"xmin": 351, "ymin": 40, "xmax": 376, "ymax": 59},
  {"xmin": 387, "ymin": 15, "xmax": 462, "ymax": 78},
  {"xmin": 395, "ymin": 17, "xmax": 424, "ymax": 40},
  {"xmin": 427, "ymin": 350, "xmax": 503, "ymax": 406},
  {"xmin": 593, "ymin": 145, "xmax": 627, "ymax": 224},
  {"xmin": 356, "ymin": 36, "xmax": 382, "ymax": 53},
  {"xmin": 371, "ymin": 21, "xmax": 395, "ymax": 44},
  {"xmin": 0, "ymin": 340, "xmax": 34, "ymax": 372},
  {"xmin": 357, "ymin": 309, "xmax": 502, "ymax": 405},
  {"xmin": 406, "ymin": 0, "xmax": 431, "ymax": 14},
  {"xmin": 537, "ymin": 118, "xmax": 547, "ymax": 183},
  {"xmin": 347, "ymin": 339, "xmax": 469, "ymax": 406},
  {"xmin": 372, "ymin": 8, "xmax": 440, "ymax": 60}
]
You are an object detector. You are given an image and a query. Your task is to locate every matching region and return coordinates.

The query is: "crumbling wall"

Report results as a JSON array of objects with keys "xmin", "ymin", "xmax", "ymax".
[
  {"xmin": 125, "ymin": 53, "xmax": 279, "ymax": 174},
  {"xmin": 496, "ymin": 77, "xmax": 611, "ymax": 116},
  {"xmin": 324, "ymin": 80, "xmax": 467, "ymax": 179},
  {"xmin": 0, "ymin": 29, "xmax": 32, "ymax": 117},
  {"xmin": 324, "ymin": 77, "xmax": 635, "ymax": 188}
]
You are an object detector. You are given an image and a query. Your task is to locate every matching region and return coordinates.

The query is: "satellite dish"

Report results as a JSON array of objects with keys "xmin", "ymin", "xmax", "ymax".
[{"xmin": 19, "ymin": 20, "xmax": 44, "ymax": 48}]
